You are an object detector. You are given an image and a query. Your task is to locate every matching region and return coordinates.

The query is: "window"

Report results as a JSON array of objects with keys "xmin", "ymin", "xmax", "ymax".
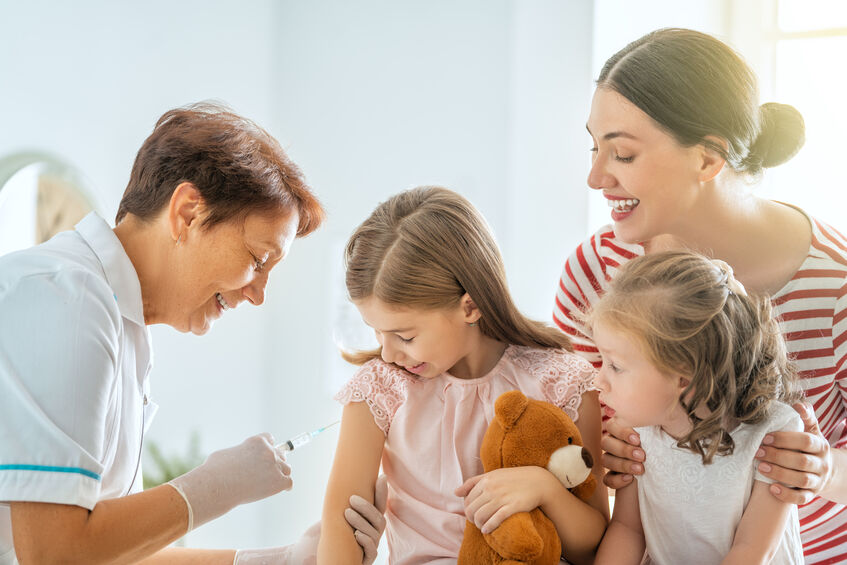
[{"xmin": 734, "ymin": 0, "xmax": 847, "ymax": 224}]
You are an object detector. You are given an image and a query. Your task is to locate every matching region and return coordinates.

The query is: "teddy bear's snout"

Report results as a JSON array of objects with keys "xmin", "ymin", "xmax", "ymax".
[
  {"xmin": 547, "ymin": 444, "xmax": 593, "ymax": 488},
  {"xmin": 581, "ymin": 446, "xmax": 593, "ymax": 469}
]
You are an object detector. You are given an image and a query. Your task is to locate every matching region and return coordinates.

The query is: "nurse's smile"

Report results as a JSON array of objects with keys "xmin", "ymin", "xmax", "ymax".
[
  {"xmin": 0, "ymin": 102, "xmax": 339, "ymax": 565},
  {"xmin": 216, "ymin": 292, "xmax": 232, "ymax": 312}
]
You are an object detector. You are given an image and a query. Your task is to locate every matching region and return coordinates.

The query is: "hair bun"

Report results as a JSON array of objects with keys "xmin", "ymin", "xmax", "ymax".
[{"xmin": 748, "ymin": 103, "xmax": 805, "ymax": 170}]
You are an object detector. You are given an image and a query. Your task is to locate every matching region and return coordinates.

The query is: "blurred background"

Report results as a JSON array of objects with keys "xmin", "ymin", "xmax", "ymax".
[{"xmin": 0, "ymin": 0, "xmax": 844, "ymax": 559}]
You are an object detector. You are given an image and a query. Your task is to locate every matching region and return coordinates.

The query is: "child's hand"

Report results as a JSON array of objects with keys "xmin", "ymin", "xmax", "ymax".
[{"xmin": 454, "ymin": 466, "xmax": 557, "ymax": 534}]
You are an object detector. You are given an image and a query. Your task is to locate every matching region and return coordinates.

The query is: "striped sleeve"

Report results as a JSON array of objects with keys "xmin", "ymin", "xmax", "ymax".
[
  {"xmin": 553, "ymin": 231, "xmax": 606, "ymax": 367},
  {"xmin": 774, "ymin": 218, "xmax": 847, "ymax": 565},
  {"xmin": 837, "ymin": 279, "xmax": 847, "ymax": 380},
  {"xmin": 553, "ymin": 226, "xmax": 643, "ymax": 368},
  {"xmin": 829, "ymin": 222, "xmax": 847, "ymax": 390}
]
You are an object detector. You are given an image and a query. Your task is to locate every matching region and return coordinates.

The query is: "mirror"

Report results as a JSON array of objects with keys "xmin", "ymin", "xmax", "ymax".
[{"xmin": 0, "ymin": 152, "xmax": 97, "ymax": 257}]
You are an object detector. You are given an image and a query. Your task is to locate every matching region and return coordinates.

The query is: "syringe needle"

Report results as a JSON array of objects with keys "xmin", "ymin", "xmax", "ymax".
[{"xmin": 276, "ymin": 420, "xmax": 341, "ymax": 452}]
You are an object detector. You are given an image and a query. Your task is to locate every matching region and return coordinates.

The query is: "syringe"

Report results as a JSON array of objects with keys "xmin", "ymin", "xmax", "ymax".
[{"xmin": 277, "ymin": 420, "xmax": 340, "ymax": 452}]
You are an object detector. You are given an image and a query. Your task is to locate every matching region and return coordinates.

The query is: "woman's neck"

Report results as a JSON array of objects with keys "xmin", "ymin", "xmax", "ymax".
[
  {"xmin": 645, "ymin": 179, "xmax": 811, "ymax": 295},
  {"xmin": 113, "ymin": 215, "xmax": 172, "ymax": 325}
]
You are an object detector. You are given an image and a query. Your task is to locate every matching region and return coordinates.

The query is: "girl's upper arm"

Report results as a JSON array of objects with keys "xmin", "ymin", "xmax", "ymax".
[
  {"xmin": 326, "ymin": 401, "xmax": 386, "ymax": 503},
  {"xmin": 318, "ymin": 401, "xmax": 386, "ymax": 565},
  {"xmin": 724, "ymin": 480, "xmax": 795, "ymax": 564},
  {"xmin": 576, "ymin": 390, "xmax": 610, "ymax": 520}
]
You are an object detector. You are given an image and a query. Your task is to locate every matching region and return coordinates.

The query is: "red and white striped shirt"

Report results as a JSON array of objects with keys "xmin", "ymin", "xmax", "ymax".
[{"xmin": 554, "ymin": 217, "xmax": 847, "ymax": 565}]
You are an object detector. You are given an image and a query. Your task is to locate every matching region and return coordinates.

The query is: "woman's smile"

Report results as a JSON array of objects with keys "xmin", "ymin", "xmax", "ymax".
[
  {"xmin": 606, "ymin": 194, "xmax": 640, "ymax": 222},
  {"xmin": 215, "ymin": 292, "xmax": 232, "ymax": 312}
]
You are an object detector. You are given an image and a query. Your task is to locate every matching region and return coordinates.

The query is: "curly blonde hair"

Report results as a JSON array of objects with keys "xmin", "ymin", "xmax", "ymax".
[{"xmin": 586, "ymin": 251, "xmax": 800, "ymax": 464}]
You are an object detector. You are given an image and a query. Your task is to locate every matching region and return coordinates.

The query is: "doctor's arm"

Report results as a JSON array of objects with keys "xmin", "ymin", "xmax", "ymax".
[
  {"xmin": 11, "ymin": 485, "xmax": 234, "ymax": 565},
  {"xmin": 317, "ymin": 401, "xmax": 385, "ymax": 565},
  {"xmin": 11, "ymin": 433, "xmax": 291, "ymax": 565}
]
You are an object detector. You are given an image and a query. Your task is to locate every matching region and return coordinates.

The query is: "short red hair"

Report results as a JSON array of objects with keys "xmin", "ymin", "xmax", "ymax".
[{"xmin": 116, "ymin": 102, "xmax": 324, "ymax": 236}]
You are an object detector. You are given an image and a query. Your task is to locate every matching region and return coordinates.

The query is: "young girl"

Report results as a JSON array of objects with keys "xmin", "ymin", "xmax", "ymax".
[
  {"xmin": 317, "ymin": 186, "xmax": 609, "ymax": 565},
  {"xmin": 591, "ymin": 251, "xmax": 804, "ymax": 565}
]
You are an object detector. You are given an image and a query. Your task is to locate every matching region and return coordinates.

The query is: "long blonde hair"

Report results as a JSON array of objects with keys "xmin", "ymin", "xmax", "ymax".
[
  {"xmin": 344, "ymin": 186, "xmax": 571, "ymax": 364},
  {"xmin": 587, "ymin": 251, "xmax": 800, "ymax": 464}
]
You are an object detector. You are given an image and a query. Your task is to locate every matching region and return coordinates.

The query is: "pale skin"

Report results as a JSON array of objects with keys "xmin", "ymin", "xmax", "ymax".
[
  {"xmin": 592, "ymin": 322, "xmax": 796, "ymax": 564},
  {"xmin": 587, "ymin": 87, "xmax": 843, "ymax": 506},
  {"xmin": 11, "ymin": 183, "xmax": 382, "ymax": 564},
  {"xmin": 317, "ymin": 295, "xmax": 608, "ymax": 564}
]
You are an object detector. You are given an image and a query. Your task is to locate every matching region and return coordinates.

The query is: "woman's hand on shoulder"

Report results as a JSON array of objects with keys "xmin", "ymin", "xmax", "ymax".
[
  {"xmin": 601, "ymin": 417, "xmax": 645, "ymax": 489},
  {"xmin": 454, "ymin": 466, "xmax": 557, "ymax": 534},
  {"xmin": 755, "ymin": 402, "xmax": 837, "ymax": 504}
]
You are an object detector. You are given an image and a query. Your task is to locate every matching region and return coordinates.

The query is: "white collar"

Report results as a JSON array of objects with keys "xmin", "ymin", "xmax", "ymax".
[{"xmin": 75, "ymin": 212, "xmax": 146, "ymax": 328}]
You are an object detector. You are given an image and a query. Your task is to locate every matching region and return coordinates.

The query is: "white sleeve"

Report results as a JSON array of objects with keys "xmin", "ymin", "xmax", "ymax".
[
  {"xmin": 0, "ymin": 268, "xmax": 122, "ymax": 509},
  {"xmin": 753, "ymin": 402, "xmax": 804, "ymax": 484}
]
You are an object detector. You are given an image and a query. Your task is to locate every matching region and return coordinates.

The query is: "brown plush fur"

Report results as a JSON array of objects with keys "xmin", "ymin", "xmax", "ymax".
[{"xmin": 458, "ymin": 390, "xmax": 596, "ymax": 565}]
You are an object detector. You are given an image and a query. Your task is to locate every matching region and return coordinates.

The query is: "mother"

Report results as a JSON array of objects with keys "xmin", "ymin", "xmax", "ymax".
[
  {"xmin": 0, "ymin": 103, "xmax": 382, "ymax": 564},
  {"xmin": 554, "ymin": 29, "xmax": 847, "ymax": 563}
]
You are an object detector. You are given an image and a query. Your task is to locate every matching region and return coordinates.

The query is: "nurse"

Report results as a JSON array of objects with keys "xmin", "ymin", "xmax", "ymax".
[{"xmin": 0, "ymin": 103, "xmax": 384, "ymax": 564}]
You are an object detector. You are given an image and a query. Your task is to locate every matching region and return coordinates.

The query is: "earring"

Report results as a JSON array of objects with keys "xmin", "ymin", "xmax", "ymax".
[
  {"xmin": 176, "ymin": 233, "xmax": 183, "ymax": 246},
  {"xmin": 468, "ymin": 321, "xmax": 478, "ymax": 327}
]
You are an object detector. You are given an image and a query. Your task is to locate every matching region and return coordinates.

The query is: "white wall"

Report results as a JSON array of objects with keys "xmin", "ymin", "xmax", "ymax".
[
  {"xmin": 262, "ymin": 0, "xmax": 596, "ymax": 552},
  {"xmin": 0, "ymin": 0, "xmax": 287, "ymax": 550},
  {"xmin": 1, "ymin": 0, "xmax": 740, "ymax": 558}
]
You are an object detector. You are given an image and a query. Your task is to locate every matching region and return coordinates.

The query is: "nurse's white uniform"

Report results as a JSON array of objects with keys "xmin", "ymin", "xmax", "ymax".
[{"xmin": 0, "ymin": 213, "xmax": 157, "ymax": 564}]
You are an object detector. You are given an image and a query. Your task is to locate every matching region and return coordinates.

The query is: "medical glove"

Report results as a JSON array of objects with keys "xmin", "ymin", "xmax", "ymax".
[{"xmin": 168, "ymin": 433, "xmax": 292, "ymax": 531}]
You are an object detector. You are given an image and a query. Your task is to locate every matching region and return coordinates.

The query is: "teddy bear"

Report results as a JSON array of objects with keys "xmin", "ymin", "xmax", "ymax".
[{"xmin": 457, "ymin": 390, "xmax": 597, "ymax": 565}]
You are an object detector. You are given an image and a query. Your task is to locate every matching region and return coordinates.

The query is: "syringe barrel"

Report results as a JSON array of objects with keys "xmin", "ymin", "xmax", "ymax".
[{"xmin": 283, "ymin": 432, "xmax": 312, "ymax": 452}]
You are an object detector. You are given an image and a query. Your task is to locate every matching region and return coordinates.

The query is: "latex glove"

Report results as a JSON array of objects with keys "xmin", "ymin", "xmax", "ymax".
[
  {"xmin": 232, "ymin": 546, "xmax": 295, "ymax": 565},
  {"xmin": 346, "ymin": 473, "xmax": 388, "ymax": 564},
  {"xmin": 169, "ymin": 433, "xmax": 292, "ymax": 531},
  {"xmin": 233, "ymin": 474, "xmax": 388, "ymax": 565}
]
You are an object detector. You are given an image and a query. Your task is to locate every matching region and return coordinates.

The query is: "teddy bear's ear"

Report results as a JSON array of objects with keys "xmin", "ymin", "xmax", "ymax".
[{"xmin": 494, "ymin": 390, "xmax": 529, "ymax": 430}]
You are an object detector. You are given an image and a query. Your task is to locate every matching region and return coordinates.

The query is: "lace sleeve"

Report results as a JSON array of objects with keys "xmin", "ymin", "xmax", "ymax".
[
  {"xmin": 334, "ymin": 360, "xmax": 410, "ymax": 435},
  {"xmin": 512, "ymin": 347, "xmax": 598, "ymax": 422}
]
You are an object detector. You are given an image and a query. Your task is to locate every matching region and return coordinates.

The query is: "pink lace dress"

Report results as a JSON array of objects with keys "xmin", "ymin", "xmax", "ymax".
[{"xmin": 335, "ymin": 345, "xmax": 597, "ymax": 565}]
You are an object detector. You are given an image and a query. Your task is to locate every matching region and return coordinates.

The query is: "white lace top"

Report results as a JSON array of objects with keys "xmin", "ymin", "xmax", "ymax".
[{"xmin": 637, "ymin": 401, "xmax": 804, "ymax": 565}]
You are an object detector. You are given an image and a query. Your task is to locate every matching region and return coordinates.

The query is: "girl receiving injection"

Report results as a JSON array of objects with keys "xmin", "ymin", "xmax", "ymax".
[
  {"xmin": 591, "ymin": 251, "xmax": 804, "ymax": 565},
  {"xmin": 317, "ymin": 186, "xmax": 609, "ymax": 565}
]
